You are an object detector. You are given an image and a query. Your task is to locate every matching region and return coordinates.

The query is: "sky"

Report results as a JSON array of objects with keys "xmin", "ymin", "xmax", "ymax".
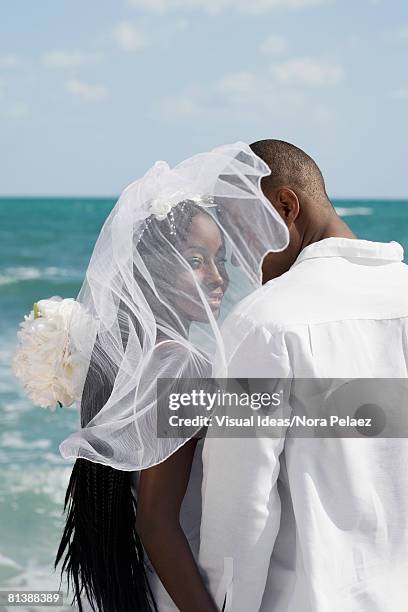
[{"xmin": 0, "ymin": 0, "xmax": 407, "ymax": 198}]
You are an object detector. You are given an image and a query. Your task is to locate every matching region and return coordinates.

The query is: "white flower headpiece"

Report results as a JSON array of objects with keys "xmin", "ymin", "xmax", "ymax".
[{"xmin": 148, "ymin": 191, "xmax": 215, "ymax": 221}]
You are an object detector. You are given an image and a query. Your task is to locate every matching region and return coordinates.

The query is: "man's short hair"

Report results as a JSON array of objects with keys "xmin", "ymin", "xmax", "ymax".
[{"xmin": 250, "ymin": 139, "xmax": 328, "ymax": 200}]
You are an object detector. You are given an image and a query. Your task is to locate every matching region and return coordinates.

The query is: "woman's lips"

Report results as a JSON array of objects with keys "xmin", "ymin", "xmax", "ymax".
[{"xmin": 207, "ymin": 292, "xmax": 223, "ymax": 306}]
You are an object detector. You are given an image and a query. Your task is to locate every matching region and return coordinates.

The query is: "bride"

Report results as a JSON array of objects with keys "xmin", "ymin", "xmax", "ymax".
[{"xmin": 54, "ymin": 143, "xmax": 288, "ymax": 611}]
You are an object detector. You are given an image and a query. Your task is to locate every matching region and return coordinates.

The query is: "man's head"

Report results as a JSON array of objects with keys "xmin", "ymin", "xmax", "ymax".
[
  {"xmin": 250, "ymin": 139, "xmax": 329, "ymax": 204},
  {"xmin": 249, "ymin": 139, "xmax": 353, "ymax": 282}
]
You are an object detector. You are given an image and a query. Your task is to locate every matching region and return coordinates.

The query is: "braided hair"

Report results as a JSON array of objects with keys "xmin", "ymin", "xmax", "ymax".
[{"xmin": 56, "ymin": 200, "xmax": 216, "ymax": 611}]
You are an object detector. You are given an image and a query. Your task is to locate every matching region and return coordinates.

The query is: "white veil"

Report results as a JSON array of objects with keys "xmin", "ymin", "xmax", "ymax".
[{"xmin": 59, "ymin": 142, "xmax": 289, "ymax": 471}]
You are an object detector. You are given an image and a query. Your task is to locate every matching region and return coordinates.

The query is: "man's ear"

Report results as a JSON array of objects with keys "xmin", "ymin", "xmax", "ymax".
[{"xmin": 271, "ymin": 188, "xmax": 300, "ymax": 228}]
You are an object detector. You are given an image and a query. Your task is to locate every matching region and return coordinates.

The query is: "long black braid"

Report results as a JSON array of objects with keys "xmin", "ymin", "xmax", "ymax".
[{"xmin": 56, "ymin": 200, "xmax": 214, "ymax": 611}]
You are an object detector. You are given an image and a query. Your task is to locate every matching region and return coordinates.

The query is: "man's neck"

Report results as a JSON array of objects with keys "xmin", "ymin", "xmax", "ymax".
[
  {"xmin": 304, "ymin": 209, "xmax": 356, "ymax": 249},
  {"xmin": 262, "ymin": 206, "xmax": 357, "ymax": 284}
]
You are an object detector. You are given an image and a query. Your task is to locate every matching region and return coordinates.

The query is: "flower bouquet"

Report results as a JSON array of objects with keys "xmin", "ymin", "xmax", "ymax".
[{"xmin": 12, "ymin": 296, "xmax": 97, "ymax": 409}]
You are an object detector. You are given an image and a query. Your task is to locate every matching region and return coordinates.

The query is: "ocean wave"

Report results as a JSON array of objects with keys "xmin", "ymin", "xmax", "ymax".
[
  {"xmin": 0, "ymin": 342, "xmax": 18, "ymax": 395},
  {"xmin": 43, "ymin": 451, "xmax": 71, "ymax": 465},
  {"xmin": 0, "ymin": 464, "xmax": 72, "ymax": 610},
  {"xmin": 0, "ymin": 432, "xmax": 51, "ymax": 451},
  {"xmin": 1, "ymin": 562, "xmax": 71, "ymax": 611},
  {"xmin": 0, "ymin": 552, "xmax": 21, "ymax": 570},
  {"xmin": 0, "ymin": 266, "xmax": 83, "ymax": 286},
  {"xmin": 0, "ymin": 464, "xmax": 72, "ymax": 505},
  {"xmin": 1, "ymin": 399, "xmax": 32, "ymax": 415},
  {"xmin": 335, "ymin": 206, "xmax": 373, "ymax": 216}
]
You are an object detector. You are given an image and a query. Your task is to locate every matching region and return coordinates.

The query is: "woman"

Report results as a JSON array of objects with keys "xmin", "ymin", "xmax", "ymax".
[
  {"xmin": 56, "ymin": 143, "xmax": 289, "ymax": 611},
  {"xmin": 133, "ymin": 200, "xmax": 229, "ymax": 612}
]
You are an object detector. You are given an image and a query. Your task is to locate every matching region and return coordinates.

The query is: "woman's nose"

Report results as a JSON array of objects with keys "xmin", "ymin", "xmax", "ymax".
[{"xmin": 206, "ymin": 260, "xmax": 225, "ymax": 288}]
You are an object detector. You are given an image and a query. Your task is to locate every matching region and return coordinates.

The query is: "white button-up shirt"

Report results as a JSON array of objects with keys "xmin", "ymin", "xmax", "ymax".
[{"xmin": 199, "ymin": 238, "xmax": 408, "ymax": 612}]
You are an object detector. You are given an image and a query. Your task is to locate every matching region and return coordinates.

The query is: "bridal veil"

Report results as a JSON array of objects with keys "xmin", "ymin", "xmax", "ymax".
[{"xmin": 59, "ymin": 142, "xmax": 289, "ymax": 471}]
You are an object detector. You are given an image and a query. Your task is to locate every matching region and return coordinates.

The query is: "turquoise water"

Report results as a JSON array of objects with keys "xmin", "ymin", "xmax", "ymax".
[
  {"xmin": 0, "ymin": 198, "xmax": 113, "ymax": 611},
  {"xmin": 1, "ymin": 197, "xmax": 408, "ymax": 608}
]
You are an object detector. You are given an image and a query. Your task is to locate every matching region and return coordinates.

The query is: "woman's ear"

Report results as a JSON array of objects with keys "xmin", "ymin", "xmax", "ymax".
[{"xmin": 271, "ymin": 187, "xmax": 300, "ymax": 229}]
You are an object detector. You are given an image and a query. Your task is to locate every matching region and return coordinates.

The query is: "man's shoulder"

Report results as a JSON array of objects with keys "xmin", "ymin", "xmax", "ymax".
[
  {"xmin": 231, "ymin": 256, "xmax": 408, "ymax": 331},
  {"xmin": 228, "ymin": 272, "xmax": 300, "ymax": 332}
]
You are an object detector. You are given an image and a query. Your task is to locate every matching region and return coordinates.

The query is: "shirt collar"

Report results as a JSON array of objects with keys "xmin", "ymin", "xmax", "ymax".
[{"xmin": 292, "ymin": 237, "xmax": 404, "ymax": 267}]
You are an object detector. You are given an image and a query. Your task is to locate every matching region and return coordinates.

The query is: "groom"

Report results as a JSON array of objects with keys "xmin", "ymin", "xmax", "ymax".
[{"xmin": 198, "ymin": 139, "xmax": 408, "ymax": 611}]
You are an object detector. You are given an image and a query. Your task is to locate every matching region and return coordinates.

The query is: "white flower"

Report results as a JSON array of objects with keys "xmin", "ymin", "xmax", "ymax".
[
  {"xmin": 12, "ymin": 296, "xmax": 97, "ymax": 410},
  {"xmin": 149, "ymin": 192, "xmax": 215, "ymax": 221},
  {"xmin": 150, "ymin": 198, "xmax": 174, "ymax": 221}
]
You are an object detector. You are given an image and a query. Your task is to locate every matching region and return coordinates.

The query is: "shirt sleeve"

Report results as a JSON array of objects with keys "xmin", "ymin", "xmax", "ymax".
[{"xmin": 198, "ymin": 315, "xmax": 292, "ymax": 612}]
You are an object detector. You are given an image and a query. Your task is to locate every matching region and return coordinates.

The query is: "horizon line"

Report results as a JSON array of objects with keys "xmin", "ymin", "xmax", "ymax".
[{"xmin": 0, "ymin": 195, "xmax": 408, "ymax": 202}]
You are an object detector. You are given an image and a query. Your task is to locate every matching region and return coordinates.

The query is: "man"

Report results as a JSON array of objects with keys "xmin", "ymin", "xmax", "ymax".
[{"xmin": 198, "ymin": 140, "xmax": 408, "ymax": 611}]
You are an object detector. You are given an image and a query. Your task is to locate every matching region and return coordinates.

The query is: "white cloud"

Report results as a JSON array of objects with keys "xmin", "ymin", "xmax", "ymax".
[
  {"xmin": 0, "ymin": 98, "xmax": 29, "ymax": 119},
  {"xmin": 65, "ymin": 79, "xmax": 108, "ymax": 102},
  {"xmin": 42, "ymin": 50, "xmax": 101, "ymax": 68},
  {"xmin": 390, "ymin": 87, "xmax": 408, "ymax": 100},
  {"xmin": 159, "ymin": 69, "xmax": 308, "ymax": 121},
  {"xmin": 0, "ymin": 54, "xmax": 19, "ymax": 67},
  {"xmin": 217, "ymin": 70, "xmax": 307, "ymax": 110},
  {"xmin": 396, "ymin": 25, "xmax": 408, "ymax": 40},
  {"xmin": 171, "ymin": 98, "xmax": 198, "ymax": 116},
  {"xmin": 242, "ymin": 0, "xmax": 329, "ymax": 14},
  {"xmin": 271, "ymin": 57, "xmax": 344, "ymax": 87},
  {"xmin": 7, "ymin": 102, "xmax": 29, "ymax": 118},
  {"xmin": 113, "ymin": 21, "xmax": 149, "ymax": 51},
  {"xmin": 216, "ymin": 71, "xmax": 259, "ymax": 95},
  {"xmin": 259, "ymin": 35, "xmax": 288, "ymax": 55},
  {"xmin": 128, "ymin": 0, "xmax": 171, "ymax": 11},
  {"xmin": 128, "ymin": 0, "xmax": 329, "ymax": 15}
]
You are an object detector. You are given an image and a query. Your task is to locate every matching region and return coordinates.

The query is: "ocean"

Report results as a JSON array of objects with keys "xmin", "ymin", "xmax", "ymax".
[{"xmin": 1, "ymin": 197, "xmax": 407, "ymax": 610}]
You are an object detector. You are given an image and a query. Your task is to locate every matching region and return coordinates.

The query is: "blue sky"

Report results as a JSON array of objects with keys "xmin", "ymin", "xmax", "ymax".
[{"xmin": 0, "ymin": 0, "xmax": 407, "ymax": 198}]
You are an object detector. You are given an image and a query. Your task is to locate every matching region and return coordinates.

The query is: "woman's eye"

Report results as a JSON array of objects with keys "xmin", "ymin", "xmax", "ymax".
[
  {"xmin": 216, "ymin": 257, "xmax": 227, "ymax": 265},
  {"xmin": 189, "ymin": 256, "xmax": 204, "ymax": 269}
]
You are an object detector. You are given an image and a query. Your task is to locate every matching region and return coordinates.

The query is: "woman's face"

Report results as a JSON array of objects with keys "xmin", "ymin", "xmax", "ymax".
[{"xmin": 174, "ymin": 212, "xmax": 229, "ymax": 322}]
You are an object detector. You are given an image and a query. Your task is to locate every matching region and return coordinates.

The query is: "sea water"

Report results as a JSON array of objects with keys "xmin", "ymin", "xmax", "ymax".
[{"xmin": 1, "ymin": 197, "xmax": 407, "ymax": 610}]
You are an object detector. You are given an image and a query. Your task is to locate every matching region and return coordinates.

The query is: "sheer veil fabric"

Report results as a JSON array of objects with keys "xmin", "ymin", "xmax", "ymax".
[{"xmin": 59, "ymin": 142, "xmax": 289, "ymax": 471}]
